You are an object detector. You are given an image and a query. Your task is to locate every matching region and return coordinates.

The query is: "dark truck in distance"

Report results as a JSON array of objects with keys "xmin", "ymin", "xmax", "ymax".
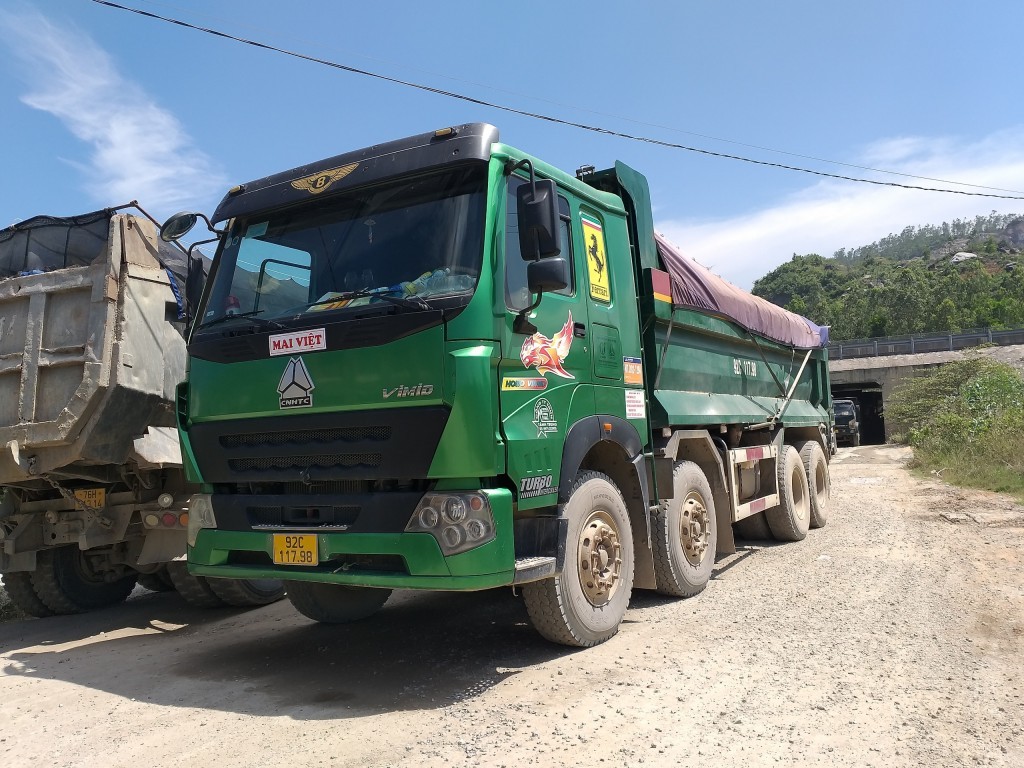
[
  {"xmin": 833, "ymin": 399, "xmax": 861, "ymax": 447},
  {"xmin": 163, "ymin": 123, "xmax": 834, "ymax": 647}
]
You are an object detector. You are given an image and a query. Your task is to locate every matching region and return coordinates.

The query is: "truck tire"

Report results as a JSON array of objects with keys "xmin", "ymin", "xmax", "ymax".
[
  {"xmin": 796, "ymin": 440, "xmax": 830, "ymax": 529},
  {"xmin": 207, "ymin": 577, "xmax": 286, "ymax": 607},
  {"xmin": 31, "ymin": 546, "xmax": 137, "ymax": 613},
  {"xmin": 2, "ymin": 571, "xmax": 55, "ymax": 618},
  {"xmin": 285, "ymin": 582, "xmax": 391, "ymax": 623},
  {"xmin": 765, "ymin": 445, "xmax": 811, "ymax": 542},
  {"xmin": 166, "ymin": 561, "xmax": 228, "ymax": 608},
  {"xmin": 522, "ymin": 471, "xmax": 634, "ymax": 647},
  {"xmin": 651, "ymin": 461, "xmax": 717, "ymax": 597},
  {"xmin": 734, "ymin": 511, "xmax": 775, "ymax": 541},
  {"xmin": 137, "ymin": 568, "xmax": 175, "ymax": 592}
]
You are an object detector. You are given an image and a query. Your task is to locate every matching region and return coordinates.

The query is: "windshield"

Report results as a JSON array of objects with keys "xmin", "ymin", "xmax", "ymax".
[
  {"xmin": 835, "ymin": 402, "xmax": 855, "ymax": 416},
  {"xmin": 198, "ymin": 166, "xmax": 486, "ymax": 328}
]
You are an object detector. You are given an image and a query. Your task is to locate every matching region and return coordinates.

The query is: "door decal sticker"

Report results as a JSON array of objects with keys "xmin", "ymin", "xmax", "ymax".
[
  {"xmin": 520, "ymin": 313, "xmax": 575, "ymax": 379},
  {"xmin": 582, "ymin": 216, "xmax": 610, "ymax": 302}
]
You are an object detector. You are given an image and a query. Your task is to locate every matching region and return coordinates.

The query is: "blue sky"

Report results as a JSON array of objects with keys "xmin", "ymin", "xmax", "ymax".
[{"xmin": 2, "ymin": 1, "xmax": 1023, "ymax": 288}]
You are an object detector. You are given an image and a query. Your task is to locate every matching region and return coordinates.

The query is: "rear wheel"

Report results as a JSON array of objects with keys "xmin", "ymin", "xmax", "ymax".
[
  {"xmin": 522, "ymin": 472, "xmax": 634, "ymax": 647},
  {"xmin": 765, "ymin": 445, "xmax": 811, "ymax": 542},
  {"xmin": 207, "ymin": 577, "xmax": 286, "ymax": 607},
  {"xmin": 651, "ymin": 461, "xmax": 717, "ymax": 597},
  {"xmin": 285, "ymin": 581, "xmax": 390, "ymax": 623},
  {"xmin": 796, "ymin": 440, "xmax": 830, "ymax": 529},
  {"xmin": 32, "ymin": 546, "xmax": 137, "ymax": 614},
  {"xmin": 138, "ymin": 568, "xmax": 175, "ymax": 593},
  {"xmin": 3, "ymin": 571, "xmax": 54, "ymax": 618},
  {"xmin": 734, "ymin": 511, "xmax": 775, "ymax": 541},
  {"xmin": 166, "ymin": 561, "xmax": 228, "ymax": 608}
]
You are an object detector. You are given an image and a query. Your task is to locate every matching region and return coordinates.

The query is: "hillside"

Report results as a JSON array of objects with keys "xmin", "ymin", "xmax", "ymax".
[{"xmin": 752, "ymin": 213, "xmax": 1024, "ymax": 341}]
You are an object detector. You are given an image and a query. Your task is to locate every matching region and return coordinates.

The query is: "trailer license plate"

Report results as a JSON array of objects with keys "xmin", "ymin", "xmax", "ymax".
[
  {"xmin": 74, "ymin": 488, "xmax": 105, "ymax": 507},
  {"xmin": 273, "ymin": 534, "xmax": 318, "ymax": 566}
]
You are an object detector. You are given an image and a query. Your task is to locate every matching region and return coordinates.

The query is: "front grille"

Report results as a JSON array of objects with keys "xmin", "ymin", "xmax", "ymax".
[
  {"xmin": 189, "ymin": 407, "xmax": 449, "ymax": 483},
  {"xmin": 249, "ymin": 503, "xmax": 361, "ymax": 529},
  {"xmin": 220, "ymin": 426, "xmax": 391, "ymax": 449},
  {"xmin": 228, "ymin": 453, "xmax": 382, "ymax": 472}
]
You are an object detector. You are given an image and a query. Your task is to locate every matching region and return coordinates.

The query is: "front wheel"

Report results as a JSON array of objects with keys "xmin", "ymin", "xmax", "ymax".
[
  {"xmin": 207, "ymin": 577, "xmax": 286, "ymax": 607},
  {"xmin": 285, "ymin": 581, "xmax": 391, "ymax": 623},
  {"xmin": 166, "ymin": 561, "xmax": 228, "ymax": 608},
  {"xmin": 651, "ymin": 461, "xmax": 717, "ymax": 597},
  {"xmin": 522, "ymin": 471, "xmax": 634, "ymax": 647}
]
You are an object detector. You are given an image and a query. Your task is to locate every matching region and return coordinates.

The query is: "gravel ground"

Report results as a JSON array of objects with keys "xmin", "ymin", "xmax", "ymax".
[{"xmin": 1, "ymin": 444, "xmax": 1022, "ymax": 767}]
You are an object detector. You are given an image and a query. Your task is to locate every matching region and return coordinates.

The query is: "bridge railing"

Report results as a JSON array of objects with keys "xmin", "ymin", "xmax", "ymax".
[{"xmin": 828, "ymin": 327, "xmax": 1024, "ymax": 360}]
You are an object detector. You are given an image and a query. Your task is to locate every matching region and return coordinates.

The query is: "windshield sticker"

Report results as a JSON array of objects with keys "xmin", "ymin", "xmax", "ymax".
[
  {"xmin": 278, "ymin": 357, "xmax": 315, "ymax": 409},
  {"xmin": 532, "ymin": 398, "xmax": 558, "ymax": 438},
  {"xmin": 245, "ymin": 221, "xmax": 268, "ymax": 238},
  {"xmin": 501, "ymin": 377, "xmax": 548, "ymax": 392},
  {"xmin": 520, "ymin": 312, "xmax": 574, "ymax": 379},
  {"xmin": 623, "ymin": 356, "xmax": 643, "ymax": 385},
  {"xmin": 625, "ymin": 390, "xmax": 646, "ymax": 419},
  {"xmin": 582, "ymin": 216, "xmax": 610, "ymax": 302},
  {"xmin": 290, "ymin": 162, "xmax": 359, "ymax": 195},
  {"xmin": 520, "ymin": 475, "xmax": 555, "ymax": 499},
  {"xmin": 269, "ymin": 328, "xmax": 326, "ymax": 357}
]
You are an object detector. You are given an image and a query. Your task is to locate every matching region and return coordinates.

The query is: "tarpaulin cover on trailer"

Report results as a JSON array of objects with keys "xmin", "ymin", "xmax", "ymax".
[{"xmin": 655, "ymin": 232, "xmax": 828, "ymax": 349}]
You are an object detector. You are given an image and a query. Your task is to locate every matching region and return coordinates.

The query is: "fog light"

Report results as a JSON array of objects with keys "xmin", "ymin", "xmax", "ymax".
[
  {"xmin": 465, "ymin": 518, "xmax": 488, "ymax": 541},
  {"xmin": 441, "ymin": 525, "xmax": 464, "ymax": 549},
  {"xmin": 418, "ymin": 505, "xmax": 439, "ymax": 529},
  {"xmin": 442, "ymin": 497, "xmax": 467, "ymax": 524}
]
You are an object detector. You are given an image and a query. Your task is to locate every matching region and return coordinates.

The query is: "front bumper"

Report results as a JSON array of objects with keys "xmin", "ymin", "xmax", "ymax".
[{"xmin": 188, "ymin": 488, "xmax": 515, "ymax": 591}]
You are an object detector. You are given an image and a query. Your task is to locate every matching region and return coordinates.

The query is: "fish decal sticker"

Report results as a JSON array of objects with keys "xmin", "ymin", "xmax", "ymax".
[{"xmin": 520, "ymin": 312, "xmax": 575, "ymax": 379}]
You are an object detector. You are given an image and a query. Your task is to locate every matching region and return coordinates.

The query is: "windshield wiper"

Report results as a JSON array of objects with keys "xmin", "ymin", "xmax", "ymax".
[
  {"xmin": 198, "ymin": 310, "xmax": 285, "ymax": 331},
  {"xmin": 294, "ymin": 288, "xmax": 433, "ymax": 314}
]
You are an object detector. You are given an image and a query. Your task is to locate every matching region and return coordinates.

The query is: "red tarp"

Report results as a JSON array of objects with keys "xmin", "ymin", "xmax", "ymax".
[{"xmin": 655, "ymin": 232, "xmax": 827, "ymax": 349}]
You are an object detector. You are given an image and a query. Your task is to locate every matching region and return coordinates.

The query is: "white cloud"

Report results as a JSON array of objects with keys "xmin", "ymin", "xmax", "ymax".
[
  {"xmin": 0, "ymin": 8, "xmax": 226, "ymax": 213},
  {"xmin": 659, "ymin": 127, "xmax": 1024, "ymax": 290}
]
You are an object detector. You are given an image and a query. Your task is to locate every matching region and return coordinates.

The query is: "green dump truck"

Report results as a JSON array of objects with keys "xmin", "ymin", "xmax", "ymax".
[{"xmin": 164, "ymin": 123, "xmax": 833, "ymax": 647}]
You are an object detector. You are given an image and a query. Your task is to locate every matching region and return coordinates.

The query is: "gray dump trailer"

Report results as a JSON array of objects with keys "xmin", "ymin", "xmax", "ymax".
[{"xmin": 0, "ymin": 206, "xmax": 282, "ymax": 616}]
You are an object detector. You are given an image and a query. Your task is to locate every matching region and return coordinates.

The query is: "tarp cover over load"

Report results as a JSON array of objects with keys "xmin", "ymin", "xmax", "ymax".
[{"xmin": 655, "ymin": 232, "xmax": 828, "ymax": 349}]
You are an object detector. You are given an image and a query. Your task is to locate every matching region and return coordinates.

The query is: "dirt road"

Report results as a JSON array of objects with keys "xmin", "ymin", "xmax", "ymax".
[{"xmin": 2, "ymin": 445, "xmax": 1022, "ymax": 768}]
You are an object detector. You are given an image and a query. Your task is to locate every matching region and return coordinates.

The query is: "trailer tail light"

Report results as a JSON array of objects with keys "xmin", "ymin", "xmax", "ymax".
[{"xmin": 405, "ymin": 492, "xmax": 494, "ymax": 556}]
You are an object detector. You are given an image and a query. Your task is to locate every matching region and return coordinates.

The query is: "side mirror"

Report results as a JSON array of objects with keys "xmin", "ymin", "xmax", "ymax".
[
  {"xmin": 160, "ymin": 212, "xmax": 199, "ymax": 242},
  {"xmin": 527, "ymin": 257, "xmax": 569, "ymax": 295},
  {"xmin": 516, "ymin": 179, "xmax": 560, "ymax": 260}
]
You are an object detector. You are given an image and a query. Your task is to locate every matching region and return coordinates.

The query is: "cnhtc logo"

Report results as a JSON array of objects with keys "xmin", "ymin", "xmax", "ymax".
[{"xmin": 278, "ymin": 357, "xmax": 315, "ymax": 409}]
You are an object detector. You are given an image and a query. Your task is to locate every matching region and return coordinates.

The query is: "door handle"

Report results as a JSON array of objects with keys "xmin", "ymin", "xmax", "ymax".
[{"xmin": 573, "ymin": 322, "xmax": 587, "ymax": 338}]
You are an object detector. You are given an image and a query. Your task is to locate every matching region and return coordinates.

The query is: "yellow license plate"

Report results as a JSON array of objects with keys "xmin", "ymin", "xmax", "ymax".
[
  {"xmin": 74, "ymin": 488, "xmax": 106, "ymax": 507},
  {"xmin": 272, "ymin": 534, "xmax": 318, "ymax": 566}
]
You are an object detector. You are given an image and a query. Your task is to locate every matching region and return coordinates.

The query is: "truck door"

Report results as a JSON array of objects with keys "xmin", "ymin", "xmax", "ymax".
[{"xmin": 499, "ymin": 175, "xmax": 592, "ymax": 509}]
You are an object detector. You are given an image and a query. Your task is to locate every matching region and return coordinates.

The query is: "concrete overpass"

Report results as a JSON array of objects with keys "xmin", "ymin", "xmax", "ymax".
[{"xmin": 828, "ymin": 334, "xmax": 1024, "ymax": 443}]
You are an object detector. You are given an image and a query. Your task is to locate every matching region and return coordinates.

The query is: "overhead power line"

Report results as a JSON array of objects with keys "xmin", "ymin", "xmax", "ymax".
[{"xmin": 92, "ymin": 0, "xmax": 1024, "ymax": 201}]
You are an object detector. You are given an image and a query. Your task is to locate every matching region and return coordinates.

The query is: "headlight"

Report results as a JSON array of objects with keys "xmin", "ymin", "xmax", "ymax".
[
  {"xmin": 186, "ymin": 494, "xmax": 217, "ymax": 547},
  {"xmin": 406, "ymin": 492, "xmax": 495, "ymax": 555}
]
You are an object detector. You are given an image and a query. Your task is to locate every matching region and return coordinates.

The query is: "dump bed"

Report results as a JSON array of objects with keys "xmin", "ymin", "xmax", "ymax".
[
  {"xmin": 0, "ymin": 209, "xmax": 187, "ymax": 484},
  {"xmin": 639, "ymin": 235, "xmax": 831, "ymax": 430}
]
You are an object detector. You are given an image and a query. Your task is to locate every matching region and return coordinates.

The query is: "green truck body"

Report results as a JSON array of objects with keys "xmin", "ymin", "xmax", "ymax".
[{"xmin": 174, "ymin": 123, "xmax": 832, "ymax": 645}]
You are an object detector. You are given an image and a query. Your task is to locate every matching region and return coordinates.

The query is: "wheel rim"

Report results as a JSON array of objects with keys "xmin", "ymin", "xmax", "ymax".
[
  {"xmin": 577, "ymin": 509, "xmax": 623, "ymax": 607},
  {"xmin": 791, "ymin": 465, "xmax": 809, "ymax": 522},
  {"xmin": 679, "ymin": 492, "xmax": 711, "ymax": 567}
]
